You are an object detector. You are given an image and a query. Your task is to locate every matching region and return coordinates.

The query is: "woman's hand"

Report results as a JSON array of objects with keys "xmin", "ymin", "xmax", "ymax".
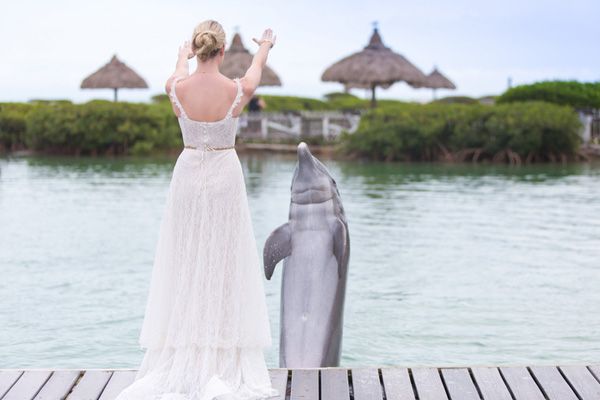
[
  {"xmin": 168, "ymin": 40, "xmax": 192, "ymax": 83},
  {"xmin": 178, "ymin": 40, "xmax": 194, "ymax": 60},
  {"xmin": 252, "ymin": 29, "xmax": 276, "ymax": 49}
]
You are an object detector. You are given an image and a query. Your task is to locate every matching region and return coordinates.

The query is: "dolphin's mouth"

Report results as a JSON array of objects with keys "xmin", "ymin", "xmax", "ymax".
[{"xmin": 291, "ymin": 188, "xmax": 333, "ymax": 204}]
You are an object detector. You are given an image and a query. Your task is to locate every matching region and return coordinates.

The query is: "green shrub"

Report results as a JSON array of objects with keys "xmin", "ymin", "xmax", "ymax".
[
  {"xmin": 28, "ymin": 99, "xmax": 73, "ymax": 105},
  {"xmin": 0, "ymin": 103, "xmax": 35, "ymax": 151},
  {"xmin": 326, "ymin": 96, "xmax": 369, "ymax": 111},
  {"xmin": 339, "ymin": 101, "xmax": 582, "ymax": 163},
  {"xmin": 23, "ymin": 101, "xmax": 181, "ymax": 155},
  {"xmin": 151, "ymin": 94, "xmax": 170, "ymax": 103},
  {"xmin": 260, "ymin": 94, "xmax": 407, "ymax": 112},
  {"xmin": 261, "ymin": 95, "xmax": 329, "ymax": 112},
  {"xmin": 431, "ymin": 96, "xmax": 479, "ymax": 105},
  {"xmin": 130, "ymin": 140, "xmax": 155, "ymax": 155},
  {"xmin": 323, "ymin": 92, "xmax": 359, "ymax": 101},
  {"xmin": 497, "ymin": 81, "xmax": 600, "ymax": 110}
]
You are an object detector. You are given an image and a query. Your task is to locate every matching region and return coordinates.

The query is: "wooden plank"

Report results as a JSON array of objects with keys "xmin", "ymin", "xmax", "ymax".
[
  {"xmin": 3, "ymin": 370, "xmax": 52, "ymax": 400},
  {"xmin": 411, "ymin": 368, "xmax": 447, "ymax": 400},
  {"xmin": 97, "ymin": 370, "xmax": 137, "ymax": 400},
  {"xmin": 559, "ymin": 365, "xmax": 600, "ymax": 400},
  {"xmin": 290, "ymin": 369, "xmax": 318, "ymax": 400},
  {"xmin": 440, "ymin": 368, "xmax": 479, "ymax": 400},
  {"xmin": 351, "ymin": 368, "xmax": 383, "ymax": 400},
  {"xmin": 3, "ymin": 365, "xmax": 600, "ymax": 400},
  {"xmin": 0, "ymin": 371, "xmax": 23, "ymax": 398},
  {"xmin": 380, "ymin": 368, "xmax": 415, "ymax": 400},
  {"xmin": 268, "ymin": 369, "xmax": 288, "ymax": 400},
  {"xmin": 588, "ymin": 365, "xmax": 600, "ymax": 382},
  {"xmin": 320, "ymin": 369, "xmax": 350, "ymax": 400},
  {"xmin": 66, "ymin": 370, "xmax": 112, "ymax": 400},
  {"xmin": 529, "ymin": 366, "xmax": 578, "ymax": 400},
  {"xmin": 499, "ymin": 367, "xmax": 545, "ymax": 400},
  {"xmin": 470, "ymin": 367, "xmax": 512, "ymax": 400},
  {"xmin": 33, "ymin": 370, "xmax": 81, "ymax": 400}
]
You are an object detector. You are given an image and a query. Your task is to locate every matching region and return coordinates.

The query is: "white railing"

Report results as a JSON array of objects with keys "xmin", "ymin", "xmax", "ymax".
[{"xmin": 237, "ymin": 111, "xmax": 362, "ymax": 140}]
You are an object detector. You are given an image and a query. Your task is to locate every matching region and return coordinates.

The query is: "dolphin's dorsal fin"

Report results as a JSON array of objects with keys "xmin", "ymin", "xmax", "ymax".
[
  {"xmin": 263, "ymin": 222, "xmax": 292, "ymax": 280},
  {"xmin": 333, "ymin": 218, "xmax": 349, "ymax": 279}
]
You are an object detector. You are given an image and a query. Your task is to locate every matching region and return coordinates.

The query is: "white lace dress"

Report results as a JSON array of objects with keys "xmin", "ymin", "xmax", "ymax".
[{"xmin": 114, "ymin": 76, "xmax": 279, "ymax": 400}]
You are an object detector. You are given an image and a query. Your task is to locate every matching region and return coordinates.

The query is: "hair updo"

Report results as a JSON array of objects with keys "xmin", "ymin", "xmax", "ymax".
[{"xmin": 192, "ymin": 20, "xmax": 226, "ymax": 61}]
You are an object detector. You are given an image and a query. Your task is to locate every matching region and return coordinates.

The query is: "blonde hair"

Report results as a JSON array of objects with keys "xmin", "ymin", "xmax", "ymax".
[{"xmin": 192, "ymin": 20, "xmax": 226, "ymax": 61}]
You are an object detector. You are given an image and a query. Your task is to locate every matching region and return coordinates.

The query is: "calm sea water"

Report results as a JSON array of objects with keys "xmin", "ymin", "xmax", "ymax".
[{"xmin": 1, "ymin": 153, "xmax": 599, "ymax": 369}]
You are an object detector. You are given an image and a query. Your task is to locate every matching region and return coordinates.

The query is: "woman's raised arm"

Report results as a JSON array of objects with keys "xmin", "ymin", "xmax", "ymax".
[
  {"xmin": 165, "ymin": 41, "xmax": 194, "ymax": 94},
  {"xmin": 241, "ymin": 29, "xmax": 276, "ymax": 97}
]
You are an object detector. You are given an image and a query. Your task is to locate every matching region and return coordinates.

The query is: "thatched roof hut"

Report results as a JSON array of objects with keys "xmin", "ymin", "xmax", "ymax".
[
  {"xmin": 81, "ymin": 55, "xmax": 148, "ymax": 101},
  {"xmin": 410, "ymin": 67, "xmax": 456, "ymax": 99},
  {"xmin": 321, "ymin": 26, "xmax": 426, "ymax": 107},
  {"xmin": 220, "ymin": 33, "xmax": 282, "ymax": 86}
]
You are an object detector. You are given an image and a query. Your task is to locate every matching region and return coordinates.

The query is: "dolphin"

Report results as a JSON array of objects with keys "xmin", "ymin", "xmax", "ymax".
[{"xmin": 263, "ymin": 142, "xmax": 350, "ymax": 368}]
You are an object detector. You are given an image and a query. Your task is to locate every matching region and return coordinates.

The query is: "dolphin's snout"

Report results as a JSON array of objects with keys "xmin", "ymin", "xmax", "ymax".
[
  {"xmin": 297, "ymin": 142, "xmax": 311, "ymax": 159},
  {"xmin": 297, "ymin": 141, "xmax": 308, "ymax": 153},
  {"xmin": 297, "ymin": 142, "xmax": 315, "ymax": 175}
]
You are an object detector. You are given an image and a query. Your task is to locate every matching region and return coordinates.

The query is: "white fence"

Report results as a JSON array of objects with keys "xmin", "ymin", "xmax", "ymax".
[{"xmin": 237, "ymin": 111, "xmax": 362, "ymax": 140}]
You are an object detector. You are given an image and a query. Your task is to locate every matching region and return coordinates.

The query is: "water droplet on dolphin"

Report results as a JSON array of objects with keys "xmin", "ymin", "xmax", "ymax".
[{"xmin": 301, "ymin": 312, "xmax": 308, "ymax": 321}]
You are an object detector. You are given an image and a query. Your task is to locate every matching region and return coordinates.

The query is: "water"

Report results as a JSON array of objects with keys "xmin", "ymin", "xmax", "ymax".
[{"xmin": 1, "ymin": 153, "xmax": 599, "ymax": 369}]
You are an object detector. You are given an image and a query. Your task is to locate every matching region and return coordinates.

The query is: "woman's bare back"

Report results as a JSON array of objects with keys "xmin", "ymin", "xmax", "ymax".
[{"xmin": 170, "ymin": 73, "xmax": 248, "ymax": 122}]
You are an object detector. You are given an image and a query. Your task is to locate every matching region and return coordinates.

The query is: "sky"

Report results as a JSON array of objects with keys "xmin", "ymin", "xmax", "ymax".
[{"xmin": 1, "ymin": 0, "xmax": 599, "ymax": 103}]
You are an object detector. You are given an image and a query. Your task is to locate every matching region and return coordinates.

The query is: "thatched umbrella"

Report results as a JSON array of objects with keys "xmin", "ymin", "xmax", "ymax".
[
  {"xmin": 220, "ymin": 32, "xmax": 282, "ymax": 86},
  {"xmin": 321, "ymin": 24, "xmax": 426, "ymax": 107},
  {"xmin": 81, "ymin": 55, "xmax": 148, "ymax": 101},
  {"xmin": 410, "ymin": 67, "xmax": 456, "ymax": 99}
]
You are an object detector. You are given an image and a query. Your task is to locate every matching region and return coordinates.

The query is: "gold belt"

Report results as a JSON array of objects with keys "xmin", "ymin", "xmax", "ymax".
[{"xmin": 184, "ymin": 144, "xmax": 234, "ymax": 151}]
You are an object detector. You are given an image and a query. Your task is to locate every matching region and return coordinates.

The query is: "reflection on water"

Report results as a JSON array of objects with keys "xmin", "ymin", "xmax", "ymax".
[{"xmin": 1, "ymin": 153, "xmax": 599, "ymax": 368}]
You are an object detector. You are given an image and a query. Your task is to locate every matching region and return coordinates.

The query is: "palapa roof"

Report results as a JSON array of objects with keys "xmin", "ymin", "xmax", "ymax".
[
  {"xmin": 81, "ymin": 55, "xmax": 148, "ymax": 89},
  {"xmin": 321, "ymin": 27, "xmax": 426, "ymax": 88},
  {"xmin": 220, "ymin": 33, "xmax": 282, "ymax": 86},
  {"xmin": 411, "ymin": 67, "xmax": 456, "ymax": 90}
]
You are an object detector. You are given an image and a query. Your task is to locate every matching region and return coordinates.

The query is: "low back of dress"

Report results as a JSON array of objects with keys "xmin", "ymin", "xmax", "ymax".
[{"xmin": 169, "ymin": 76, "xmax": 243, "ymax": 150}]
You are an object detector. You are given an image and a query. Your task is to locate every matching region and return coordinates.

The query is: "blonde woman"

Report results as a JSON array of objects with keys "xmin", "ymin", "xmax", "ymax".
[{"xmin": 115, "ymin": 20, "xmax": 278, "ymax": 400}]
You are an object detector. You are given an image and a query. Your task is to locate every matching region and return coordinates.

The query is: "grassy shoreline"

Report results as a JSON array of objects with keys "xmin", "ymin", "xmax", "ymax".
[{"xmin": 2, "ymin": 82, "xmax": 597, "ymax": 163}]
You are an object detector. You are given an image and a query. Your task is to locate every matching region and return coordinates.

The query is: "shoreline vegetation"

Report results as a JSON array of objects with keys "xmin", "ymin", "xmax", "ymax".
[{"xmin": 1, "ymin": 81, "xmax": 599, "ymax": 163}]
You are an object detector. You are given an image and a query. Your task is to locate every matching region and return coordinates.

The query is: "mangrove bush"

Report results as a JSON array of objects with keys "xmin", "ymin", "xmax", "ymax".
[
  {"xmin": 339, "ymin": 101, "xmax": 582, "ymax": 163},
  {"xmin": 497, "ymin": 81, "xmax": 600, "ymax": 110}
]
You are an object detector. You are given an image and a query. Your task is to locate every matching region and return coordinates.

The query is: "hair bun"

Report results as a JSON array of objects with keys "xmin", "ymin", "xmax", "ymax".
[{"xmin": 191, "ymin": 21, "xmax": 226, "ymax": 61}]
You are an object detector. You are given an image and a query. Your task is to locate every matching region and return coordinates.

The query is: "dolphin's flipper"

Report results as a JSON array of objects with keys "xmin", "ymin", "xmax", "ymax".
[
  {"xmin": 333, "ymin": 218, "xmax": 349, "ymax": 279},
  {"xmin": 263, "ymin": 223, "xmax": 292, "ymax": 280}
]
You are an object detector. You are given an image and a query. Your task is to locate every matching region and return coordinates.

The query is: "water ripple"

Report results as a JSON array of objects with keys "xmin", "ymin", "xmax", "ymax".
[{"xmin": 1, "ymin": 155, "xmax": 599, "ymax": 368}]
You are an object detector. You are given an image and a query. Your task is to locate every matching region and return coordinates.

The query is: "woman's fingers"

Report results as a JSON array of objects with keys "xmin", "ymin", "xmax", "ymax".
[
  {"xmin": 178, "ymin": 40, "xmax": 194, "ymax": 59},
  {"xmin": 251, "ymin": 30, "xmax": 275, "ymax": 47}
]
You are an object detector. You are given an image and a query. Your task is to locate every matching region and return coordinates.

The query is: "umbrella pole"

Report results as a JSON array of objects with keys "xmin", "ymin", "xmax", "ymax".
[
  {"xmin": 113, "ymin": 88, "xmax": 118, "ymax": 102},
  {"xmin": 370, "ymin": 84, "xmax": 377, "ymax": 108}
]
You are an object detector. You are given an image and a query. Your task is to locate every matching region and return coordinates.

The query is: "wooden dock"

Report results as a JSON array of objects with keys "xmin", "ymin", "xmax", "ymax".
[{"xmin": 1, "ymin": 365, "xmax": 600, "ymax": 400}]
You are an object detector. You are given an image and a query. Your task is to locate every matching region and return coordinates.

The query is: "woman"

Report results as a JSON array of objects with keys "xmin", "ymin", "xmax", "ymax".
[{"xmin": 115, "ymin": 20, "xmax": 279, "ymax": 400}]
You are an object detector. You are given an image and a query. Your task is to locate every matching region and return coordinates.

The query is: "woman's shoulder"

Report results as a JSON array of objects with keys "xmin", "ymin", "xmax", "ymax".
[{"xmin": 164, "ymin": 74, "xmax": 189, "ymax": 95}]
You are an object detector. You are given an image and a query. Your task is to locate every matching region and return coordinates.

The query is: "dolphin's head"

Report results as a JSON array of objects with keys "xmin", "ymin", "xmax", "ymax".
[{"xmin": 291, "ymin": 142, "xmax": 338, "ymax": 205}]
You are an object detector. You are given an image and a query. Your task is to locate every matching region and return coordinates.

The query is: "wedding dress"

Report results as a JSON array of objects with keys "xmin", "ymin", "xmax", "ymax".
[{"xmin": 115, "ymin": 76, "xmax": 279, "ymax": 400}]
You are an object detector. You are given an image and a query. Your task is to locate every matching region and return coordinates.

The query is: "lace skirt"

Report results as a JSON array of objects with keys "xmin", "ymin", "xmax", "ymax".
[{"xmin": 115, "ymin": 148, "xmax": 279, "ymax": 400}]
